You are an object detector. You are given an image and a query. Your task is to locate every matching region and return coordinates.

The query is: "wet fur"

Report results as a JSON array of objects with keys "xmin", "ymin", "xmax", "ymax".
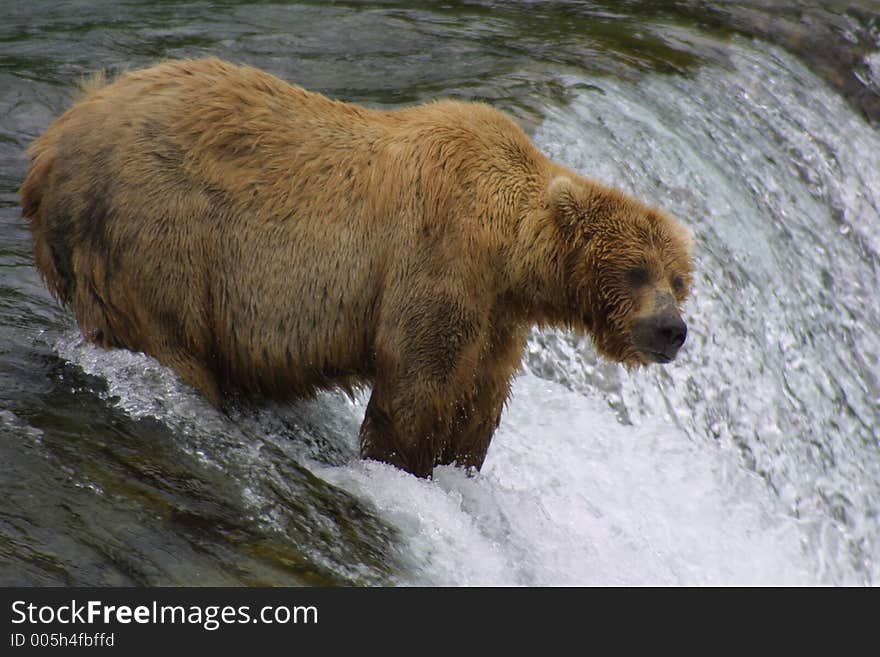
[{"xmin": 21, "ymin": 58, "xmax": 693, "ymax": 477}]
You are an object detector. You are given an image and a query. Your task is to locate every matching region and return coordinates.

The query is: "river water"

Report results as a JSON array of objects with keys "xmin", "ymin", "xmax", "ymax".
[{"xmin": 1, "ymin": 1, "xmax": 878, "ymax": 585}]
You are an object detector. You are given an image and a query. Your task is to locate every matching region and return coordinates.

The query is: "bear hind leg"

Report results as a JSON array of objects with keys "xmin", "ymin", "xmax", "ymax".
[{"xmin": 160, "ymin": 350, "xmax": 224, "ymax": 407}]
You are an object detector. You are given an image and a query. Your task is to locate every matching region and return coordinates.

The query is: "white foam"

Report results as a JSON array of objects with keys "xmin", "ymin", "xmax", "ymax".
[
  {"xmin": 318, "ymin": 373, "xmax": 812, "ymax": 586},
  {"xmin": 57, "ymin": 334, "xmax": 812, "ymax": 585}
]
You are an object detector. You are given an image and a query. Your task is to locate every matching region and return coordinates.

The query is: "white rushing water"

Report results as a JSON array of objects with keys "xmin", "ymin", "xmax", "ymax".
[
  {"xmin": 57, "ymin": 336, "xmax": 813, "ymax": 585},
  {"xmin": 319, "ymin": 373, "xmax": 813, "ymax": 585},
  {"xmin": 55, "ymin": 37, "xmax": 879, "ymax": 585},
  {"xmin": 527, "ymin": 38, "xmax": 880, "ymax": 585}
]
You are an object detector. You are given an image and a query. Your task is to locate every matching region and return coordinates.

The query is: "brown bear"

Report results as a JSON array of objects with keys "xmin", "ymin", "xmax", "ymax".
[{"xmin": 20, "ymin": 58, "xmax": 693, "ymax": 478}]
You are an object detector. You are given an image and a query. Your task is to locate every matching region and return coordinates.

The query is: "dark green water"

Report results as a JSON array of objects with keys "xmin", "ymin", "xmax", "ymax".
[{"xmin": 2, "ymin": 1, "xmax": 879, "ymax": 585}]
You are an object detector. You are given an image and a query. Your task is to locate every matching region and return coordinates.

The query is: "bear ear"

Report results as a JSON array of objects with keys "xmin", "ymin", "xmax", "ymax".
[
  {"xmin": 546, "ymin": 176, "xmax": 582, "ymax": 232},
  {"xmin": 672, "ymin": 223, "xmax": 695, "ymax": 255}
]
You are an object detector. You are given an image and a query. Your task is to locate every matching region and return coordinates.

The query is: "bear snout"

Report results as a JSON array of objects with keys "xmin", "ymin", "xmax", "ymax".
[{"xmin": 632, "ymin": 308, "xmax": 688, "ymax": 364}]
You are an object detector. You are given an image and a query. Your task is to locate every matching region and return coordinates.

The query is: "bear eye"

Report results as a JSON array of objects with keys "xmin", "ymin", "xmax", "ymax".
[
  {"xmin": 625, "ymin": 267, "xmax": 650, "ymax": 287},
  {"xmin": 672, "ymin": 275, "xmax": 685, "ymax": 293}
]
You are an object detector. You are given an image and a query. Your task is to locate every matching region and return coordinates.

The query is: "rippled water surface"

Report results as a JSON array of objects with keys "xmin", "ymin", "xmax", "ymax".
[{"xmin": 1, "ymin": 1, "xmax": 878, "ymax": 585}]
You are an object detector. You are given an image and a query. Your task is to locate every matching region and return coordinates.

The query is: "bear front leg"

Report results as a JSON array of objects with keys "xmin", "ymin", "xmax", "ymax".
[
  {"xmin": 360, "ymin": 377, "xmax": 447, "ymax": 478},
  {"xmin": 441, "ymin": 324, "xmax": 529, "ymax": 470},
  {"xmin": 441, "ymin": 380, "xmax": 509, "ymax": 471},
  {"xmin": 359, "ymin": 294, "xmax": 485, "ymax": 477}
]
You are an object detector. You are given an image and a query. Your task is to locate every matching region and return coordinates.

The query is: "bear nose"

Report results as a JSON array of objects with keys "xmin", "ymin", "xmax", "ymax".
[{"xmin": 654, "ymin": 313, "xmax": 687, "ymax": 356}]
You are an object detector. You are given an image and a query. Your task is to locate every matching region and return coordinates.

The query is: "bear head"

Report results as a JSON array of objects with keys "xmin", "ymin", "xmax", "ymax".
[{"xmin": 548, "ymin": 175, "xmax": 694, "ymax": 367}]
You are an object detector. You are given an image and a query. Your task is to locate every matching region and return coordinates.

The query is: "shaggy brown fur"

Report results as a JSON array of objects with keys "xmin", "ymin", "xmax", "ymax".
[{"xmin": 21, "ymin": 58, "xmax": 694, "ymax": 477}]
